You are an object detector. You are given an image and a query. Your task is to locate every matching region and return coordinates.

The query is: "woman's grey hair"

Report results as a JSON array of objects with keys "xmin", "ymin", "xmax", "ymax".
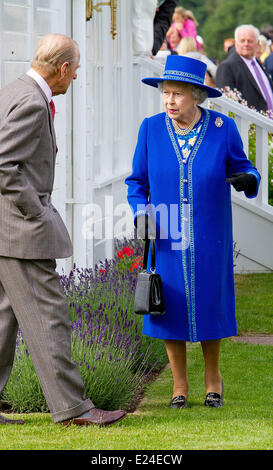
[
  {"xmin": 234, "ymin": 24, "xmax": 260, "ymax": 42},
  {"xmin": 31, "ymin": 33, "xmax": 79, "ymax": 75},
  {"xmin": 158, "ymin": 81, "xmax": 208, "ymax": 104}
]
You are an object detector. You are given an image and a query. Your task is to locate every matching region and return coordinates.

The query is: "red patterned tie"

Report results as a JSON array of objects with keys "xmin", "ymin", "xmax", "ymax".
[
  {"xmin": 50, "ymin": 100, "xmax": 55, "ymax": 120},
  {"xmin": 49, "ymin": 100, "xmax": 58, "ymax": 153}
]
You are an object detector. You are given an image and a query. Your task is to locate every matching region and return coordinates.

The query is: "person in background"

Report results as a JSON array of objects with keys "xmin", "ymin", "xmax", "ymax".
[
  {"xmin": 260, "ymin": 25, "xmax": 273, "ymax": 78},
  {"xmin": 152, "ymin": 0, "xmax": 178, "ymax": 56},
  {"xmin": 216, "ymin": 24, "xmax": 273, "ymax": 112},
  {"xmin": 196, "ymin": 35, "xmax": 205, "ymax": 54},
  {"xmin": 159, "ymin": 40, "xmax": 168, "ymax": 51},
  {"xmin": 177, "ymin": 36, "xmax": 217, "ymax": 87},
  {"xmin": 167, "ymin": 6, "xmax": 201, "ymax": 51},
  {"xmin": 125, "ymin": 55, "xmax": 260, "ymax": 411},
  {"xmin": 167, "ymin": 26, "xmax": 182, "ymax": 54},
  {"xmin": 177, "ymin": 36, "xmax": 197, "ymax": 55},
  {"xmin": 260, "ymin": 25, "xmax": 273, "ymax": 43},
  {"xmin": 264, "ymin": 41, "xmax": 273, "ymax": 81},
  {"xmin": 256, "ymin": 35, "xmax": 271, "ymax": 63},
  {"xmin": 223, "ymin": 38, "xmax": 235, "ymax": 56}
]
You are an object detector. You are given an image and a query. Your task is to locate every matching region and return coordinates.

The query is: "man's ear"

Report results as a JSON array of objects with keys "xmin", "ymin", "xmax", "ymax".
[{"xmin": 60, "ymin": 62, "xmax": 70, "ymax": 78}]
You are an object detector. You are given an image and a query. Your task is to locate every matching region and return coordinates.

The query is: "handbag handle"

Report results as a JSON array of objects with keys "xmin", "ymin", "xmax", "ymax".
[{"xmin": 143, "ymin": 238, "xmax": 156, "ymax": 273}]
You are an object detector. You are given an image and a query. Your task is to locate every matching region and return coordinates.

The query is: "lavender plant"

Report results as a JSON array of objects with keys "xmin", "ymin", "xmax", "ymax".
[
  {"xmin": 1, "ymin": 238, "xmax": 167, "ymax": 413},
  {"xmin": 1, "ymin": 332, "xmax": 48, "ymax": 413}
]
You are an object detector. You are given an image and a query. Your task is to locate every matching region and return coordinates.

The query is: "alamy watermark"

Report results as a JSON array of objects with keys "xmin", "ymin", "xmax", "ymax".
[{"xmin": 81, "ymin": 196, "xmax": 190, "ymax": 250}]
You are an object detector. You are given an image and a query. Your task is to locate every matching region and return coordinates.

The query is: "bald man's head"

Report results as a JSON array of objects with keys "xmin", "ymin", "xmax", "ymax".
[
  {"xmin": 31, "ymin": 33, "xmax": 79, "ymax": 77},
  {"xmin": 31, "ymin": 34, "xmax": 80, "ymax": 96}
]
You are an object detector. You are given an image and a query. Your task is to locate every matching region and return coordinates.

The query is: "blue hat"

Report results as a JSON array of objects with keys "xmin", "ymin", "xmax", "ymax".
[{"xmin": 142, "ymin": 55, "xmax": 222, "ymax": 98}]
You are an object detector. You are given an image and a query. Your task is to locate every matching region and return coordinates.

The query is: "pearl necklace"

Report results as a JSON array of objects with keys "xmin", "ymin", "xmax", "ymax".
[{"xmin": 172, "ymin": 107, "xmax": 199, "ymax": 136}]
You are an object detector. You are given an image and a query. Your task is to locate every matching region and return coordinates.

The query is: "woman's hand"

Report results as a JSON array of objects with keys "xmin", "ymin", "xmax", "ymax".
[
  {"xmin": 226, "ymin": 172, "xmax": 257, "ymax": 193},
  {"xmin": 174, "ymin": 22, "xmax": 184, "ymax": 31},
  {"xmin": 135, "ymin": 214, "xmax": 156, "ymax": 240}
]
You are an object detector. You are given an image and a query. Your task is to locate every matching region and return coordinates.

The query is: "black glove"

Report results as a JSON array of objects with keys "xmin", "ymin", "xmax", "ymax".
[
  {"xmin": 135, "ymin": 214, "xmax": 156, "ymax": 240},
  {"xmin": 226, "ymin": 172, "xmax": 257, "ymax": 194}
]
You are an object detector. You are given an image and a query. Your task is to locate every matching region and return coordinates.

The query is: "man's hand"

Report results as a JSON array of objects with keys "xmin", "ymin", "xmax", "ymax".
[
  {"xmin": 226, "ymin": 172, "xmax": 257, "ymax": 193},
  {"xmin": 135, "ymin": 214, "xmax": 156, "ymax": 240}
]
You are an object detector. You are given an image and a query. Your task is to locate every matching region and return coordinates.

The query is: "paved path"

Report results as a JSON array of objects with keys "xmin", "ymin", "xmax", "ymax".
[{"xmin": 232, "ymin": 334, "xmax": 273, "ymax": 345}]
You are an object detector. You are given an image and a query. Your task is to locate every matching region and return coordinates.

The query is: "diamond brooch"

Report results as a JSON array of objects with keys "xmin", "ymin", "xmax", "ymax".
[{"xmin": 215, "ymin": 117, "xmax": 223, "ymax": 128}]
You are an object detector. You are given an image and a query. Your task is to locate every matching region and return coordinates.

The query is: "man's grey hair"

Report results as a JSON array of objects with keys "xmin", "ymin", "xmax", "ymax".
[
  {"xmin": 31, "ymin": 33, "xmax": 79, "ymax": 76},
  {"xmin": 158, "ymin": 81, "xmax": 208, "ymax": 104},
  {"xmin": 234, "ymin": 24, "xmax": 260, "ymax": 42}
]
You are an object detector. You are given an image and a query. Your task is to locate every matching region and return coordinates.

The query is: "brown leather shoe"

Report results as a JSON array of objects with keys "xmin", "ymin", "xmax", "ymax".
[
  {"xmin": 0, "ymin": 414, "xmax": 25, "ymax": 425},
  {"xmin": 61, "ymin": 408, "xmax": 127, "ymax": 427}
]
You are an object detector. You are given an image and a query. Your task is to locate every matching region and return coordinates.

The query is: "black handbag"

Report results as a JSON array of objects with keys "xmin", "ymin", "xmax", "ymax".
[{"xmin": 134, "ymin": 239, "xmax": 165, "ymax": 316}]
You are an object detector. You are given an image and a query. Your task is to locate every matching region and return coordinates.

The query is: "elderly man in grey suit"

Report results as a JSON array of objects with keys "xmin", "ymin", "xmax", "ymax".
[{"xmin": 0, "ymin": 33, "xmax": 126, "ymax": 427}]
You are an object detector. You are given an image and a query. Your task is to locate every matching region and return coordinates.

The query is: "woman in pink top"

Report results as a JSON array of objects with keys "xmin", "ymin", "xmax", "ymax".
[{"xmin": 167, "ymin": 6, "xmax": 201, "ymax": 52}]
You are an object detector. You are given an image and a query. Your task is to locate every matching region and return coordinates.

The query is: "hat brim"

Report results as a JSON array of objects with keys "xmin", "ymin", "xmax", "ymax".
[{"xmin": 142, "ymin": 77, "xmax": 222, "ymax": 98}]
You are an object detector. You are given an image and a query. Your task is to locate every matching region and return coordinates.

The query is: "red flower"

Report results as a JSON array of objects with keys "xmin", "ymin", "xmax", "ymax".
[
  {"xmin": 122, "ymin": 246, "xmax": 134, "ymax": 256},
  {"xmin": 130, "ymin": 263, "xmax": 138, "ymax": 271},
  {"xmin": 117, "ymin": 246, "xmax": 134, "ymax": 259},
  {"xmin": 130, "ymin": 262, "xmax": 142, "ymax": 271}
]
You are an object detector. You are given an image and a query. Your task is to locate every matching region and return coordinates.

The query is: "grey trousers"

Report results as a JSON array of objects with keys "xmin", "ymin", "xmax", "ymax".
[{"xmin": 0, "ymin": 257, "xmax": 93, "ymax": 423}]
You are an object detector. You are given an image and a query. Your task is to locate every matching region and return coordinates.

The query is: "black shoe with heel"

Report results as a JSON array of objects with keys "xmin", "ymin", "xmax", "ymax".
[
  {"xmin": 204, "ymin": 380, "xmax": 224, "ymax": 408},
  {"xmin": 169, "ymin": 395, "xmax": 188, "ymax": 409}
]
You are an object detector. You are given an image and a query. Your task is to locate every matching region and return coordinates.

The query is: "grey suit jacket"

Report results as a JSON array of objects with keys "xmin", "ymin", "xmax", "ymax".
[{"xmin": 0, "ymin": 74, "xmax": 72, "ymax": 259}]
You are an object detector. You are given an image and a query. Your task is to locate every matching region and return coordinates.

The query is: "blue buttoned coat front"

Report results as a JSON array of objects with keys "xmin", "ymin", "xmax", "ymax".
[{"xmin": 125, "ymin": 109, "xmax": 260, "ymax": 342}]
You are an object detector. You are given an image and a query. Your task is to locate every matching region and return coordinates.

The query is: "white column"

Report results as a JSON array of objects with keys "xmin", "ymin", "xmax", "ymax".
[
  {"xmin": 256, "ymin": 126, "xmax": 269, "ymax": 206},
  {"xmin": 71, "ymin": 0, "xmax": 89, "ymax": 269},
  {"xmin": 132, "ymin": 0, "xmax": 157, "ymax": 55}
]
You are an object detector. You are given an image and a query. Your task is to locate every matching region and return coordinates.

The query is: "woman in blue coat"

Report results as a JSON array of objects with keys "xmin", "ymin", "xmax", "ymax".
[{"xmin": 125, "ymin": 56, "xmax": 260, "ymax": 409}]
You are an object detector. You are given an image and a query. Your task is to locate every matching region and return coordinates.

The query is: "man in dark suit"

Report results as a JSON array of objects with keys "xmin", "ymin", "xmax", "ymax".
[
  {"xmin": 152, "ymin": 0, "xmax": 178, "ymax": 56},
  {"xmin": 0, "ymin": 33, "xmax": 126, "ymax": 427},
  {"xmin": 216, "ymin": 25, "xmax": 273, "ymax": 112}
]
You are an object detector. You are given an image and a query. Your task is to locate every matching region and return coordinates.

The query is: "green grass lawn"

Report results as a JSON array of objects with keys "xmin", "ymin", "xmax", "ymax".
[
  {"xmin": 235, "ymin": 273, "xmax": 273, "ymax": 334},
  {"xmin": 0, "ymin": 273, "xmax": 272, "ymax": 450},
  {"xmin": 1, "ymin": 341, "xmax": 272, "ymax": 450}
]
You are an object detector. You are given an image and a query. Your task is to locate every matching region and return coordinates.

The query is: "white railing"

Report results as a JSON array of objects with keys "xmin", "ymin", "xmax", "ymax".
[
  {"xmin": 207, "ymin": 95, "xmax": 273, "ymax": 272},
  {"xmin": 209, "ymin": 95, "xmax": 273, "ymax": 210}
]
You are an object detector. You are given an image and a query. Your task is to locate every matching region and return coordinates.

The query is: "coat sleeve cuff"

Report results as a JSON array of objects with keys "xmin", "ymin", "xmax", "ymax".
[{"xmin": 244, "ymin": 169, "xmax": 261, "ymax": 199}]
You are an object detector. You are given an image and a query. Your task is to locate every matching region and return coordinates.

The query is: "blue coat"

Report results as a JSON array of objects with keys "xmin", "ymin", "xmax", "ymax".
[{"xmin": 125, "ymin": 109, "xmax": 260, "ymax": 342}]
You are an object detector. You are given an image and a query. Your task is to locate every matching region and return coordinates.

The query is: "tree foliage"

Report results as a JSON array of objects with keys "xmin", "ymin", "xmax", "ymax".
[{"xmin": 177, "ymin": 0, "xmax": 273, "ymax": 61}]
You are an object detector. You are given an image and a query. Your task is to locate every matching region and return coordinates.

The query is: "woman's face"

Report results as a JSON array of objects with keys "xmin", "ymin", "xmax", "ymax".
[
  {"xmin": 168, "ymin": 29, "xmax": 181, "ymax": 48},
  {"xmin": 162, "ymin": 81, "xmax": 197, "ymax": 124},
  {"xmin": 173, "ymin": 13, "xmax": 185, "ymax": 25}
]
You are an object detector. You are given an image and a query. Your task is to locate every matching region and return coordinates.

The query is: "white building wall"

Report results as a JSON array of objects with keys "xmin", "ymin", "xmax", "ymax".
[{"xmin": 72, "ymin": 0, "xmax": 137, "ymax": 270}]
